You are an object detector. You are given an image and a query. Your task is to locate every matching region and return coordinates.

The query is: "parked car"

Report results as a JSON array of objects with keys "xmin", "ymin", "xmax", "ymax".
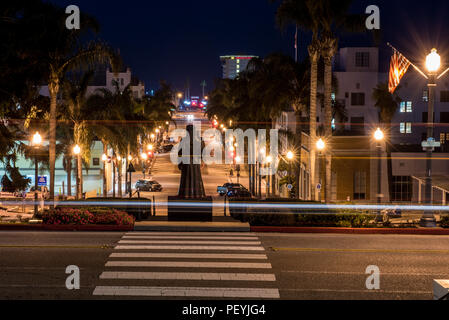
[
  {"xmin": 217, "ymin": 183, "xmax": 246, "ymax": 196},
  {"xmin": 226, "ymin": 186, "xmax": 252, "ymax": 198},
  {"xmin": 135, "ymin": 179, "xmax": 163, "ymax": 192}
]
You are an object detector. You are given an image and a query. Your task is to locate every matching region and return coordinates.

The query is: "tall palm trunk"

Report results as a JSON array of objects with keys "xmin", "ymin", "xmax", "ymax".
[
  {"xmin": 66, "ymin": 155, "xmax": 72, "ymax": 196},
  {"xmin": 117, "ymin": 160, "xmax": 122, "ymax": 198},
  {"xmin": 308, "ymin": 43, "xmax": 319, "ymax": 201},
  {"xmin": 48, "ymin": 71, "xmax": 59, "ymax": 202},
  {"xmin": 77, "ymin": 154, "xmax": 82, "ymax": 199},
  {"xmin": 322, "ymin": 37, "xmax": 337, "ymax": 203},
  {"xmin": 102, "ymin": 141, "xmax": 108, "ymax": 197}
]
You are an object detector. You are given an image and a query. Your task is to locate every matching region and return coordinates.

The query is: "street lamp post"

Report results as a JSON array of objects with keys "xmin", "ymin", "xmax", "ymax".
[
  {"xmin": 141, "ymin": 152, "xmax": 148, "ymax": 179},
  {"xmin": 73, "ymin": 144, "xmax": 81, "ymax": 200},
  {"xmin": 32, "ymin": 132, "xmax": 42, "ymax": 216},
  {"xmin": 316, "ymin": 139, "xmax": 325, "ymax": 202},
  {"xmin": 102, "ymin": 153, "xmax": 108, "ymax": 197},
  {"xmin": 286, "ymin": 151, "xmax": 294, "ymax": 198},
  {"xmin": 374, "ymin": 128, "xmax": 385, "ymax": 222},
  {"xmin": 266, "ymin": 155, "xmax": 273, "ymax": 198},
  {"xmin": 421, "ymin": 49, "xmax": 441, "ymax": 227}
]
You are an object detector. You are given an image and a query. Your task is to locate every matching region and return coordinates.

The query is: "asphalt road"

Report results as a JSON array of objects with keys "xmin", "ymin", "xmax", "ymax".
[{"xmin": 0, "ymin": 231, "xmax": 448, "ymax": 300}]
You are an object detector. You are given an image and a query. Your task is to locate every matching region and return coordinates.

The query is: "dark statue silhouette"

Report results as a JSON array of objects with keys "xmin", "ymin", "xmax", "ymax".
[
  {"xmin": 168, "ymin": 124, "xmax": 212, "ymax": 221},
  {"xmin": 177, "ymin": 125, "xmax": 206, "ymax": 198}
]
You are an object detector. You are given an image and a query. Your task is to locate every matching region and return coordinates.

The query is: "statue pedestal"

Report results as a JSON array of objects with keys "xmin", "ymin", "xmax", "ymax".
[{"xmin": 167, "ymin": 196, "xmax": 213, "ymax": 222}]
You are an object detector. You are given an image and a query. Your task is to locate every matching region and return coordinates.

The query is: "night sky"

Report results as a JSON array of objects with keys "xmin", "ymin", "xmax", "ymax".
[{"xmin": 51, "ymin": 0, "xmax": 449, "ymax": 95}]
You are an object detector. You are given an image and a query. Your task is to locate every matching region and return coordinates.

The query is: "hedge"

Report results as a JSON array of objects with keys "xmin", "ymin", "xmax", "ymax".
[
  {"xmin": 228, "ymin": 198, "xmax": 375, "ymax": 228},
  {"xmin": 41, "ymin": 207, "xmax": 135, "ymax": 226},
  {"xmin": 57, "ymin": 197, "xmax": 152, "ymax": 220}
]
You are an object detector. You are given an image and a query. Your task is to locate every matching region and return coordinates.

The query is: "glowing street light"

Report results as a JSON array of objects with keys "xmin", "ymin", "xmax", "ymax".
[
  {"xmin": 147, "ymin": 144, "xmax": 154, "ymax": 151},
  {"xmin": 102, "ymin": 154, "xmax": 108, "ymax": 162},
  {"xmin": 32, "ymin": 132, "xmax": 42, "ymax": 146},
  {"xmin": 266, "ymin": 155, "xmax": 273, "ymax": 163},
  {"xmin": 316, "ymin": 138, "xmax": 325, "ymax": 151},
  {"xmin": 150, "ymin": 133, "xmax": 155, "ymax": 140},
  {"xmin": 426, "ymin": 49, "xmax": 441, "ymax": 73},
  {"xmin": 128, "ymin": 155, "xmax": 133, "ymax": 161},
  {"xmin": 73, "ymin": 144, "xmax": 81, "ymax": 155},
  {"xmin": 141, "ymin": 153, "xmax": 148, "ymax": 161},
  {"xmin": 374, "ymin": 128, "xmax": 384, "ymax": 141},
  {"xmin": 235, "ymin": 156, "xmax": 242, "ymax": 164},
  {"xmin": 286, "ymin": 151, "xmax": 294, "ymax": 161}
]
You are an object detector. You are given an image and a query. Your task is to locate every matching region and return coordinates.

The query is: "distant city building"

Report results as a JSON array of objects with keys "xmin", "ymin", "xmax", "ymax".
[{"xmin": 220, "ymin": 55, "xmax": 258, "ymax": 79}]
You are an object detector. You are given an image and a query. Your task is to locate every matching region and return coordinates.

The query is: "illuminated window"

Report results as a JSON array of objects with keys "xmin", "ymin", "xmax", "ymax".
[
  {"xmin": 406, "ymin": 101, "xmax": 412, "ymax": 112},
  {"xmin": 423, "ymin": 89, "xmax": 429, "ymax": 102},
  {"xmin": 406, "ymin": 122, "xmax": 412, "ymax": 133},
  {"xmin": 401, "ymin": 122, "xmax": 412, "ymax": 134},
  {"xmin": 400, "ymin": 101, "xmax": 412, "ymax": 113}
]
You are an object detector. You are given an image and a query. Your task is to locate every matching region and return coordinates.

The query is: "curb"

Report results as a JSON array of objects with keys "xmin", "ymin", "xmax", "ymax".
[
  {"xmin": 250, "ymin": 226, "xmax": 449, "ymax": 235},
  {"xmin": 0, "ymin": 224, "xmax": 134, "ymax": 232}
]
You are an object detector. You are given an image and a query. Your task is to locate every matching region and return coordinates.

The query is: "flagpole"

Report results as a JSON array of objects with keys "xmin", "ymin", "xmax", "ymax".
[
  {"xmin": 387, "ymin": 42, "xmax": 429, "ymax": 79},
  {"xmin": 295, "ymin": 25, "xmax": 298, "ymax": 62}
]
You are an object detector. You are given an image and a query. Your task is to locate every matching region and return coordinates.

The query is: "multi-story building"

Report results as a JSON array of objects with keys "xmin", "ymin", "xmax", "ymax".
[
  {"xmin": 220, "ymin": 55, "xmax": 258, "ymax": 79},
  {"xmin": 39, "ymin": 66, "xmax": 145, "ymax": 99}
]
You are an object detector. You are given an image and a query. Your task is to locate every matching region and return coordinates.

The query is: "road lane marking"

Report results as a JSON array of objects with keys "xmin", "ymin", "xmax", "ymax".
[
  {"xmin": 105, "ymin": 261, "xmax": 273, "ymax": 269},
  {"xmin": 99, "ymin": 272, "xmax": 276, "ymax": 281},
  {"xmin": 270, "ymin": 247, "xmax": 449, "ymax": 254},
  {"xmin": 0, "ymin": 245, "xmax": 113, "ymax": 249},
  {"xmin": 282, "ymin": 288, "xmax": 431, "ymax": 295},
  {"xmin": 114, "ymin": 245, "xmax": 265, "ymax": 251},
  {"xmin": 119, "ymin": 240, "xmax": 261, "ymax": 245},
  {"xmin": 109, "ymin": 253, "xmax": 268, "ymax": 259},
  {"xmin": 127, "ymin": 232, "xmax": 255, "ymax": 236},
  {"xmin": 123, "ymin": 236, "xmax": 258, "ymax": 240},
  {"xmin": 281, "ymin": 270, "xmax": 449, "ymax": 276},
  {"xmin": 93, "ymin": 286, "xmax": 280, "ymax": 298}
]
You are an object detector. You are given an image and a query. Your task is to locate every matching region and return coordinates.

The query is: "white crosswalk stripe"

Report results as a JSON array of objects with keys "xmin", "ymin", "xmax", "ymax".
[{"xmin": 93, "ymin": 232, "xmax": 280, "ymax": 299}]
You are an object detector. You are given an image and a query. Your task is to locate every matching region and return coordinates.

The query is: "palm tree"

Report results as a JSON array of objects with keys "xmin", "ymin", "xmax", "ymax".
[
  {"xmin": 275, "ymin": 0, "xmax": 366, "ymax": 202},
  {"xmin": 34, "ymin": 3, "xmax": 120, "ymax": 201},
  {"xmin": 274, "ymin": 0, "xmax": 322, "ymax": 201},
  {"xmin": 61, "ymin": 71, "xmax": 97, "ymax": 199},
  {"xmin": 373, "ymin": 82, "xmax": 402, "ymax": 201}
]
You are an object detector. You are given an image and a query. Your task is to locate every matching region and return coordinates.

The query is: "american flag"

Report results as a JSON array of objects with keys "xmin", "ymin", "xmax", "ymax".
[{"xmin": 389, "ymin": 50, "xmax": 411, "ymax": 93}]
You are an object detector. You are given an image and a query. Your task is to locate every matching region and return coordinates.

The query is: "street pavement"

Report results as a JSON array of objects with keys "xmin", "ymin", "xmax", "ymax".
[{"xmin": 0, "ymin": 231, "xmax": 448, "ymax": 300}]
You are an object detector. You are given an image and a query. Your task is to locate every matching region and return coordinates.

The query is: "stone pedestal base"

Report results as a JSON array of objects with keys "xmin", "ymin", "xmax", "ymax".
[{"xmin": 167, "ymin": 196, "xmax": 213, "ymax": 222}]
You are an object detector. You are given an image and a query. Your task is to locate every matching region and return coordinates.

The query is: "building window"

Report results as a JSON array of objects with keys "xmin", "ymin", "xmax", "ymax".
[
  {"xmin": 392, "ymin": 176, "xmax": 412, "ymax": 202},
  {"xmin": 355, "ymin": 52, "xmax": 370, "ymax": 67},
  {"xmin": 440, "ymin": 112, "xmax": 449, "ymax": 123},
  {"xmin": 423, "ymin": 89, "xmax": 429, "ymax": 102},
  {"xmin": 400, "ymin": 122, "xmax": 412, "ymax": 134},
  {"xmin": 351, "ymin": 93, "xmax": 365, "ymax": 106},
  {"xmin": 353, "ymin": 171, "xmax": 366, "ymax": 200},
  {"xmin": 441, "ymin": 91, "xmax": 449, "ymax": 102},
  {"xmin": 93, "ymin": 158, "xmax": 100, "ymax": 166},
  {"xmin": 400, "ymin": 101, "xmax": 412, "ymax": 113}
]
